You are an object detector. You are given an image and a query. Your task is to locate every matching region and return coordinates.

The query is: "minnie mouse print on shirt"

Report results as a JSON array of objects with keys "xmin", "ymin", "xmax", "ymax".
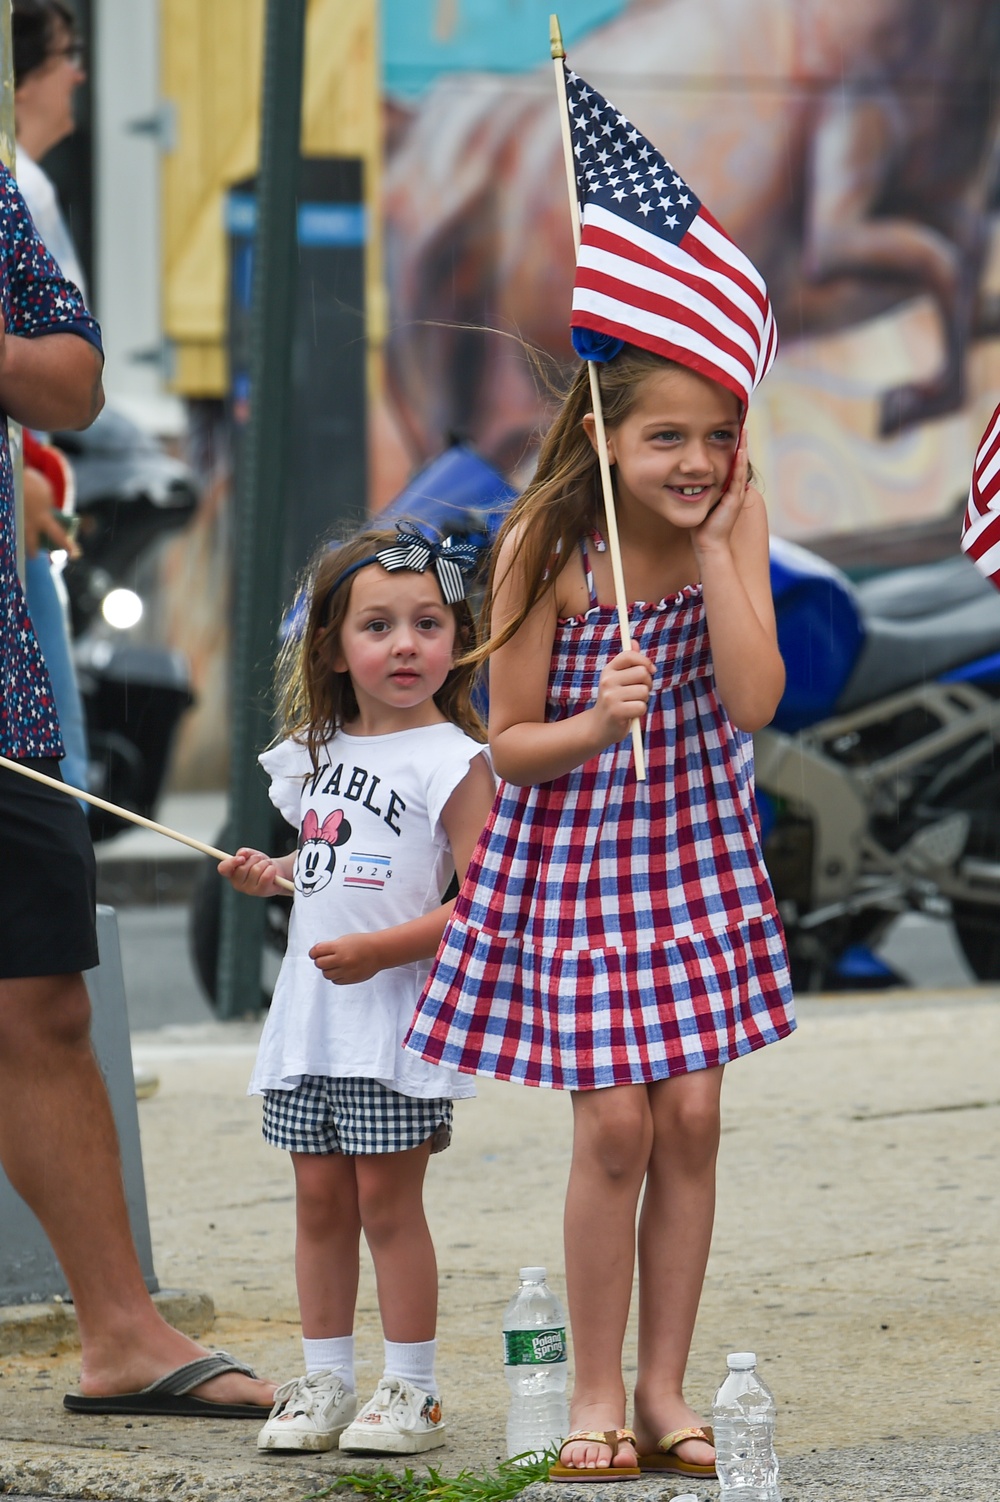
[{"xmin": 294, "ymin": 808, "xmax": 352, "ymax": 895}]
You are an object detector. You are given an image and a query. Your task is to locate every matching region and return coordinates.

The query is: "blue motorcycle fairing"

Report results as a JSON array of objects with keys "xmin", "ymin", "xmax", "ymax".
[
  {"xmin": 768, "ymin": 538, "xmax": 865, "ymax": 732},
  {"xmin": 939, "ymin": 648, "xmax": 1000, "ymax": 685},
  {"xmin": 832, "ymin": 945, "xmax": 899, "ymax": 983},
  {"xmin": 378, "ymin": 443, "xmax": 519, "ymax": 548}
]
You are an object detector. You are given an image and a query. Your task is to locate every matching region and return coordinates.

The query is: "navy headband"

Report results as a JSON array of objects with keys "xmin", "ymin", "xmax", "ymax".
[{"xmin": 324, "ymin": 527, "xmax": 480, "ymax": 614}]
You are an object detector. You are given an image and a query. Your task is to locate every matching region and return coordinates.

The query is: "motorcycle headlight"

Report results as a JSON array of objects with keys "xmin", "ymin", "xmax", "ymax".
[{"xmin": 101, "ymin": 588, "xmax": 144, "ymax": 630}]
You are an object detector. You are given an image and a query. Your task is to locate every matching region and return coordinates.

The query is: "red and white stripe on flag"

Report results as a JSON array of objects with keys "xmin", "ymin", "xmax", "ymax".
[
  {"xmin": 961, "ymin": 401, "xmax": 1000, "ymax": 588},
  {"xmin": 573, "ymin": 204, "xmax": 777, "ymax": 409},
  {"xmin": 563, "ymin": 65, "xmax": 776, "ymax": 408}
]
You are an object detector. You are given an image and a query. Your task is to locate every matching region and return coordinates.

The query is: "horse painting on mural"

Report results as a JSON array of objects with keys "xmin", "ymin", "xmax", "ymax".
[{"xmin": 380, "ymin": 0, "xmax": 1000, "ymax": 505}]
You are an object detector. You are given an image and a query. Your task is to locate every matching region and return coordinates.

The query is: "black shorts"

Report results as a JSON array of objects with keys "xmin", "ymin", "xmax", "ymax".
[{"xmin": 0, "ymin": 757, "xmax": 98, "ymax": 978}]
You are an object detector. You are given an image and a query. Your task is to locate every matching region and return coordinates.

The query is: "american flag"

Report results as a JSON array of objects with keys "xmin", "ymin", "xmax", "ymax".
[
  {"xmin": 961, "ymin": 401, "xmax": 1000, "ymax": 587},
  {"xmin": 564, "ymin": 66, "xmax": 777, "ymax": 407}
]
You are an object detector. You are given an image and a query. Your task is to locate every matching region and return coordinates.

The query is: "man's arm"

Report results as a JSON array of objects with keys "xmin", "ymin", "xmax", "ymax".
[{"xmin": 0, "ymin": 315, "xmax": 104, "ymax": 432}]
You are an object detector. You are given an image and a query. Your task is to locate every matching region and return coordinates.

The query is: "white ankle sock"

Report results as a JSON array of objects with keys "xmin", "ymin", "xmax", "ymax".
[
  {"xmin": 302, "ymin": 1335, "xmax": 355, "ymax": 1390},
  {"xmin": 383, "ymin": 1338, "xmax": 437, "ymax": 1394}
]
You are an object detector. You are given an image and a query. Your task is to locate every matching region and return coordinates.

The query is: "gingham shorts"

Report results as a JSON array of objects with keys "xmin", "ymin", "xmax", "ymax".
[{"xmin": 261, "ymin": 1075, "xmax": 453, "ymax": 1156}]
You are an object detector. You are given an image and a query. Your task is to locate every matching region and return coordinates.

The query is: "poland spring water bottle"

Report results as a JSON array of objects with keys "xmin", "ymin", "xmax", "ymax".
[
  {"xmin": 503, "ymin": 1266, "xmax": 569, "ymax": 1459},
  {"xmin": 711, "ymin": 1352, "xmax": 781, "ymax": 1501}
]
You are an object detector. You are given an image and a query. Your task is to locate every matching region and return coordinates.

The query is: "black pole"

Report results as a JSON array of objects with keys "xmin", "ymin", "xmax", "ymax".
[{"xmin": 215, "ymin": 0, "xmax": 306, "ymax": 1018}]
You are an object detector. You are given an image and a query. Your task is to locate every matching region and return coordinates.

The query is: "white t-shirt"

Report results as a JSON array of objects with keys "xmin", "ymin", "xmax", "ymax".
[
  {"xmin": 16, "ymin": 150, "xmax": 88, "ymax": 297},
  {"xmin": 248, "ymin": 721, "xmax": 489, "ymax": 1100}
]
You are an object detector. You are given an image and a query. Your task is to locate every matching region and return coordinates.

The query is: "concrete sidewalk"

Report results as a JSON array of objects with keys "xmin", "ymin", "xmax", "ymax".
[{"xmin": 1, "ymin": 987, "xmax": 999, "ymax": 1500}]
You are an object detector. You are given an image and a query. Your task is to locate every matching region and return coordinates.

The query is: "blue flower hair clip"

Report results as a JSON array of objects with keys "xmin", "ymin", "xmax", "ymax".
[{"xmin": 571, "ymin": 328, "xmax": 625, "ymax": 363}]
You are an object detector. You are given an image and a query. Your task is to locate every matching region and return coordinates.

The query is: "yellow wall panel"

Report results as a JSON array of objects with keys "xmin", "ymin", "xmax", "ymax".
[
  {"xmin": 174, "ymin": 341, "xmax": 228, "ymax": 398},
  {"xmin": 161, "ymin": 0, "xmax": 380, "ymax": 396}
]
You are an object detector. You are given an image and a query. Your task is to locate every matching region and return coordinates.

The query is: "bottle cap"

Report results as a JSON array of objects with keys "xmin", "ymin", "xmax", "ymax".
[
  {"xmin": 519, "ymin": 1266, "xmax": 547, "ymax": 1282},
  {"xmin": 727, "ymin": 1352, "xmax": 757, "ymax": 1369}
]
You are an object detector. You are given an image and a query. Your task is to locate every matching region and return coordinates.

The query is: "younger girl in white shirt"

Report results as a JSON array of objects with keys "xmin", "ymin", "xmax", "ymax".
[{"xmin": 220, "ymin": 526, "xmax": 495, "ymax": 1457}]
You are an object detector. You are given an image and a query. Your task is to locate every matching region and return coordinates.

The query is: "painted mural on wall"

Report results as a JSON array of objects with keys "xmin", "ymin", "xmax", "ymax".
[{"xmin": 379, "ymin": 0, "xmax": 1000, "ymax": 542}]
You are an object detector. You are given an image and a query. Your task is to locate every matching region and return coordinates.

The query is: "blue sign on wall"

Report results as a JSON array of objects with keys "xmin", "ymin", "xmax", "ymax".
[{"xmin": 226, "ymin": 195, "xmax": 366, "ymax": 248}]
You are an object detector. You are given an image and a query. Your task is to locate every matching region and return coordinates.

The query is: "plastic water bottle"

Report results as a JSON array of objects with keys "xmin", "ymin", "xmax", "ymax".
[
  {"xmin": 503, "ymin": 1266, "xmax": 569, "ymax": 1460},
  {"xmin": 712, "ymin": 1352, "xmax": 781, "ymax": 1500}
]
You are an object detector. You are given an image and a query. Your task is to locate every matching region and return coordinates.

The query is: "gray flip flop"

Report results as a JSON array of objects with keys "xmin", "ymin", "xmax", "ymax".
[{"xmin": 64, "ymin": 1350, "xmax": 270, "ymax": 1419}]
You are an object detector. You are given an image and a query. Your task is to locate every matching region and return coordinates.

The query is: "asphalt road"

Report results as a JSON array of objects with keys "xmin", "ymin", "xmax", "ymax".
[{"xmin": 114, "ymin": 903, "xmax": 217, "ymax": 1031}]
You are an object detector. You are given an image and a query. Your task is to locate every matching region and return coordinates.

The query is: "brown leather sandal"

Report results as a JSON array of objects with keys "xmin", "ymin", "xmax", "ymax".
[
  {"xmin": 548, "ymin": 1427, "xmax": 642, "ymax": 1482},
  {"xmin": 636, "ymin": 1423, "xmax": 717, "ymax": 1477}
]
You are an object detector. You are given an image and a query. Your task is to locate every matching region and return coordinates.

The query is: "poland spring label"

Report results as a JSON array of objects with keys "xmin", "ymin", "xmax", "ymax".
[{"xmin": 504, "ymin": 1327, "xmax": 567, "ymax": 1365}]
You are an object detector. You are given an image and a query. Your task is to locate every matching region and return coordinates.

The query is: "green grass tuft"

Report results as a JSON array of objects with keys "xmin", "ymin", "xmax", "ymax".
[{"xmin": 304, "ymin": 1449, "xmax": 554, "ymax": 1502}]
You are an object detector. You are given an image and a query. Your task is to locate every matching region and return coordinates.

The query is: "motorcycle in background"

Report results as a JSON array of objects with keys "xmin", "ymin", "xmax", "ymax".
[
  {"xmin": 51, "ymin": 406, "xmax": 200, "ymax": 840},
  {"xmin": 760, "ymin": 541, "xmax": 1000, "ymax": 988}
]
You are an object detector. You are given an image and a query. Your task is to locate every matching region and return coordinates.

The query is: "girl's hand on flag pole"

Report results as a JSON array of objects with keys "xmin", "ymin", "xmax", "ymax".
[
  {"xmin": 219, "ymin": 847, "xmax": 290, "ymax": 898},
  {"xmin": 593, "ymin": 643, "xmax": 654, "ymax": 744}
]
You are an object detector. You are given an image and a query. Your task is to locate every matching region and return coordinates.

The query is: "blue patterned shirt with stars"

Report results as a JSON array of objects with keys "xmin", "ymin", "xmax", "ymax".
[{"xmin": 0, "ymin": 162, "xmax": 103, "ymax": 760}]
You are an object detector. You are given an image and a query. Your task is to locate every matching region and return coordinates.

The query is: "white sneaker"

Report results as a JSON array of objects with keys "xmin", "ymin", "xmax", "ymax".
[
  {"xmin": 256, "ymin": 1370, "xmax": 357, "ymax": 1452},
  {"xmin": 338, "ymin": 1376, "xmax": 446, "ymax": 1454}
]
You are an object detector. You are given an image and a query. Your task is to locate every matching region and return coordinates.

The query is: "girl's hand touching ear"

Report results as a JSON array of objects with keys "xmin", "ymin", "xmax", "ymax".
[{"xmin": 693, "ymin": 428, "xmax": 754, "ymax": 556}]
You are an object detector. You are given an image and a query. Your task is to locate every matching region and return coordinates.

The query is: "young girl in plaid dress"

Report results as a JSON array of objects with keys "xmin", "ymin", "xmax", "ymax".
[
  {"xmin": 219, "ymin": 529, "xmax": 495, "ymax": 1457},
  {"xmin": 406, "ymin": 345, "xmax": 796, "ymax": 1481}
]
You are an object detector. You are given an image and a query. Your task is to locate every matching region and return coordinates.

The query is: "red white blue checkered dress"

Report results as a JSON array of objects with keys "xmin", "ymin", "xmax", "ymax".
[{"xmin": 404, "ymin": 540, "xmax": 795, "ymax": 1090}]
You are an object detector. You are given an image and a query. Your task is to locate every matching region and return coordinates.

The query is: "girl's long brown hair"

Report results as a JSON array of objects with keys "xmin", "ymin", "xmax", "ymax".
[
  {"xmin": 474, "ymin": 345, "xmax": 697, "ymax": 661},
  {"xmin": 276, "ymin": 528, "xmax": 486, "ymax": 770}
]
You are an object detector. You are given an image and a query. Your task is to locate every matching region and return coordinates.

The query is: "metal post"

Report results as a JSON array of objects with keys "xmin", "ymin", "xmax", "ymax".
[
  {"xmin": 215, "ymin": 0, "xmax": 306, "ymax": 1018},
  {"xmin": 0, "ymin": 4, "xmax": 13, "ymax": 172}
]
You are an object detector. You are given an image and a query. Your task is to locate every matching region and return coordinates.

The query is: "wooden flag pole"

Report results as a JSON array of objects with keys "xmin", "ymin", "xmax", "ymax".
[
  {"xmin": 0, "ymin": 753, "xmax": 296, "ymax": 894},
  {"xmin": 550, "ymin": 14, "xmax": 646, "ymax": 781}
]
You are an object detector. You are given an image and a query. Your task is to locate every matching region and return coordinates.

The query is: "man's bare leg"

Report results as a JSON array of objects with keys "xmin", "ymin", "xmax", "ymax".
[{"xmin": 0, "ymin": 972, "xmax": 275, "ymax": 1407}]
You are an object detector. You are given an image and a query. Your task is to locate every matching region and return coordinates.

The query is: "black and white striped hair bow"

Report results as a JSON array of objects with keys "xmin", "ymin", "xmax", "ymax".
[{"xmin": 373, "ymin": 528, "xmax": 480, "ymax": 605}]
